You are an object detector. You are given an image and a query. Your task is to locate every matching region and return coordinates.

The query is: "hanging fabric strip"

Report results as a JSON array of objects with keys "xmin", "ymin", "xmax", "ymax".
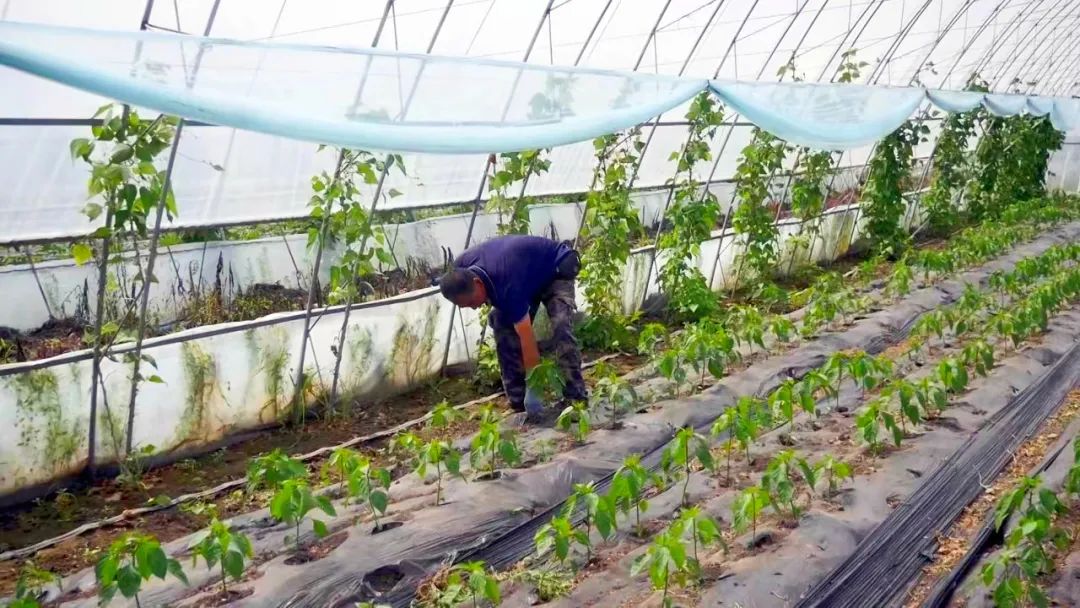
[
  {"xmin": 983, "ymin": 93, "xmax": 1029, "ymax": 117},
  {"xmin": 0, "ymin": 21, "xmax": 1076, "ymax": 156},
  {"xmin": 926, "ymin": 89, "xmax": 984, "ymax": 113},
  {"xmin": 708, "ymin": 80, "xmax": 926, "ymax": 150},
  {"xmin": 0, "ymin": 21, "xmax": 705, "ymax": 154}
]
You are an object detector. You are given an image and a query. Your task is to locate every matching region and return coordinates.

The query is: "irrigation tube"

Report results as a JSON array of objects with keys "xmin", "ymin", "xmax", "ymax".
[
  {"xmin": 795, "ymin": 340, "xmax": 1080, "ymax": 607},
  {"xmin": 919, "ymin": 412, "xmax": 1080, "ymax": 608}
]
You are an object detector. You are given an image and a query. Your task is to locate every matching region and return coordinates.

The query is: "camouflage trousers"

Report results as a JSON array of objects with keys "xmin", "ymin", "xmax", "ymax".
[{"xmin": 490, "ymin": 278, "xmax": 588, "ymax": 411}]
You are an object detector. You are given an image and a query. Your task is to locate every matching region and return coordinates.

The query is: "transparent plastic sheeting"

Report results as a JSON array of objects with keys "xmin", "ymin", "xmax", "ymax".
[
  {"xmin": 0, "ymin": 21, "xmax": 706, "ymax": 154},
  {"xmin": 709, "ymin": 81, "xmax": 927, "ymax": 151},
  {"xmin": 4, "ymin": 22, "xmax": 1080, "ymax": 156}
]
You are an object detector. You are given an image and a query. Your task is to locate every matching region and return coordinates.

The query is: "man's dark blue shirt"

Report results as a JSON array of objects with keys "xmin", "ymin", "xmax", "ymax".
[{"xmin": 455, "ymin": 235, "xmax": 571, "ymax": 324}]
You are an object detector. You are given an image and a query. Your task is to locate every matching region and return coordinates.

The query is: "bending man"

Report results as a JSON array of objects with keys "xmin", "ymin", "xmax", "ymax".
[{"xmin": 438, "ymin": 235, "xmax": 587, "ymax": 422}]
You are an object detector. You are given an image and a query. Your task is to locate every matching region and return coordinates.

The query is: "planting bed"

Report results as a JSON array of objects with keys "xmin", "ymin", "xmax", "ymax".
[{"xmin": 11, "ymin": 209, "xmax": 1079, "ymax": 607}]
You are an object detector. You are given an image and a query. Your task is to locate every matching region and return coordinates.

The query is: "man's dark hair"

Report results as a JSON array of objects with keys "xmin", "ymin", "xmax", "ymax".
[{"xmin": 438, "ymin": 267, "xmax": 477, "ymax": 300}]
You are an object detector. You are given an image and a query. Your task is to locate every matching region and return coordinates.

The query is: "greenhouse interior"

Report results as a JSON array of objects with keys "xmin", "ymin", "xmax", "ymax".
[{"xmin": 3, "ymin": 0, "xmax": 1080, "ymax": 606}]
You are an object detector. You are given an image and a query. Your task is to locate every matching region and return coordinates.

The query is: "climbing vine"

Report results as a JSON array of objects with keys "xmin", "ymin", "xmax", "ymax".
[
  {"xmin": 862, "ymin": 119, "xmax": 927, "ymax": 257},
  {"xmin": 577, "ymin": 129, "xmax": 645, "ymax": 348},
  {"xmin": 969, "ymin": 113, "xmax": 1064, "ymax": 222},
  {"xmin": 922, "ymin": 77, "xmax": 986, "ymax": 235},
  {"xmin": 732, "ymin": 128, "xmax": 789, "ymax": 281},
  {"xmin": 785, "ymin": 148, "xmax": 833, "ymax": 271},
  {"xmin": 657, "ymin": 92, "xmax": 725, "ymax": 320},
  {"xmin": 308, "ymin": 148, "xmax": 402, "ymax": 305},
  {"xmin": 487, "ymin": 149, "xmax": 551, "ymax": 235}
]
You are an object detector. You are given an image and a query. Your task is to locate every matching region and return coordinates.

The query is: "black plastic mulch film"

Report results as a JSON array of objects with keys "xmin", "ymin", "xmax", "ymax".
[
  {"xmin": 795, "ymin": 340, "xmax": 1080, "ymax": 608},
  {"xmin": 375, "ymin": 230, "xmax": 1080, "ymax": 608},
  {"xmin": 919, "ymin": 417, "xmax": 1077, "ymax": 608}
]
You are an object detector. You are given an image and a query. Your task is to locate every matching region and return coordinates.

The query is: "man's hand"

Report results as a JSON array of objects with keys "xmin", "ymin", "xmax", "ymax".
[
  {"xmin": 514, "ymin": 315, "xmax": 541, "ymax": 372},
  {"xmin": 524, "ymin": 388, "xmax": 545, "ymax": 415}
]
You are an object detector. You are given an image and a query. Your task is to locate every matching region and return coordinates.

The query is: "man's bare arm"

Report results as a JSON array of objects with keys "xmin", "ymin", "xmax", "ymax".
[{"xmin": 514, "ymin": 316, "xmax": 541, "ymax": 372}]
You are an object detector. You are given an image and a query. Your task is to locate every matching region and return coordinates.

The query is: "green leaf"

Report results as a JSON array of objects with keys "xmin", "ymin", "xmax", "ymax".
[
  {"xmin": 147, "ymin": 375, "xmax": 165, "ymax": 384},
  {"xmin": 222, "ymin": 550, "xmax": 245, "ymax": 579},
  {"xmin": 315, "ymin": 495, "xmax": 336, "ymax": 516},
  {"xmin": 71, "ymin": 243, "xmax": 94, "ymax": 265},
  {"xmin": 369, "ymin": 490, "xmax": 388, "ymax": 515},
  {"xmin": 96, "ymin": 556, "xmax": 118, "ymax": 587},
  {"xmin": 115, "ymin": 565, "xmax": 142, "ymax": 598},
  {"xmin": 312, "ymin": 519, "xmax": 329, "ymax": 537},
  {"xmin": 167, "ymin": 558, "xmax": 188, "ymax": 585},
  {"xmin": 146, "ymin": 546, "xmax": 169, "ymax": 579}
]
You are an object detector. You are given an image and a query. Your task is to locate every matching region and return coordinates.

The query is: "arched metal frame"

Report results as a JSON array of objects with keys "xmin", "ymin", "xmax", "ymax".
[{"xmin": 9, "ymin": 0, "xmax": 1080, "ymax": 462}]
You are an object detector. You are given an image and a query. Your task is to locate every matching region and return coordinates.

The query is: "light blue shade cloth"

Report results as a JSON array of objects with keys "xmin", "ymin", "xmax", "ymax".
[
  {"xmin": 709, "ymin": 80, "xmax": 926, "ymax": 151},
  {"xmin": 1, "ymin": 21, "xmax": 1077, "ymax": 156},
  {"xmin": 1026, "ymin": 97, "xmax": 1055, "ymax": 117},
  {"xmin": 0, "ymin": 21, "xmax": 705, "ymax": 154},
  {"xmin": 925, "ymin": 89, "xmax": 984, "ymax": 113},
  {"xmin": 983, "ymin": 93, "xmax": 1030, "ymax": 117}
]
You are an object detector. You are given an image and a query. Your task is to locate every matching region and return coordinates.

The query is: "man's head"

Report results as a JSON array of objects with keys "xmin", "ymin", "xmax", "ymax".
[{"xmin": 438, "ymin": 267, "xmax": 487, "ymax": 308}]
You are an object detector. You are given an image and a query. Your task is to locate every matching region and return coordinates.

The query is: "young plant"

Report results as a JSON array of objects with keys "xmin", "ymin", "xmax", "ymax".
[
  {"xmin": 681, "ymin": 318, "xmax": 735, "ymax": 387},
  {"xmin": 444, "ymin": 561, "xmax": 501, "ymax": 608},
  {"xmin": 913, "ymin": 376, "xmax": 949, "ymax": 418},
  {"xmin": 247, "ymin": 449, "xmax": 307, "ymax": 493},
  {"xmin": 732, "ymin": 485, "xmax": 770, "ymax": 540},
  {"xmin": 10, "ymin": 562, "xmax": 60, "ymax": 608},
  {"xmin": 936, "ymin": 356, "xmax": 969, "ymax": 394},
  {"xmin": 814, "ymin": 454, "xmax": 853, "ymax": 497},
  {"xmin": 269, "ymin": 478, "xmax": 336, "ymax": 552},
  {"xmin": 630, "ymin": 527, "xmax": 693, "ymax": 608},
  {"xmin": 189, "ymin": 518, "xmax": 254, "ymax": 597},
  {"xmin": 824, "ymin": 351, "xmax": 852, "ymax": 409},
  {"xmin": 553, "ymin": 401, "xmax": 590, "ymax": 445},
  {"xmin": 534, "ymin": 515, "xmax": 590, "ymax": 571},
  {"xmin": 611, "ymin": 454, "xmax": 654, "ymax": 536},
  {"xmin": 854, "ymin": 395, "xmax": 902, "ymax": 454},
  {"xmin": 525, "ymin": 357, "xmax": 565, "ymax": 405},
  {"xmin": 347, "ymin": 457, "xmax": 392, "ymax": 529},
  {"xmin": 655, "ymin": 345, "xmax": 689, "ymax": 397},
  {"xmin": 393, "ymin": 432, "xmax": 463, "ymax": 506},
  {"xmin": 470, "ymin": 406, "xmax": 522, "ymax": 477},
  {"xmin": 562, "ymin": 482, "xmax": 618, "ymax": 554},
  {"xmin": 962, "ymin": 338, "xmax": 995, "ymax": 377},
  {"xmin": 760, "ymin": 450, "xmax": 815, "ymax": 523},
  {"xmin": 768, "ymin": 378, "xmax": 816, "ymax": 432},
  {"xmin": 672, "ymin": 506, "xmax": 725, "ymax": 570},
  {"xmin": 513, "ymin": 568, "xmax": 573, "ymax": 603},
  {"xmin": 592, "ymin": 373, "xmax": 638, "ymax": 427},
  {"xmin": 429, "ymin": 400, "xmax": 463, "ymax": 428},
  {"xmin": 662, "ymin": 426, "xmax": 714, "ymax": 506},
  {"xmin": 95, "ymin": 532, "xmax": 188, "ymax": 607}
]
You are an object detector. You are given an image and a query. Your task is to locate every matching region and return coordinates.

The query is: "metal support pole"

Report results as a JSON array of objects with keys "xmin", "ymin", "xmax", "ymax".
[
  {"xmin": 438, "ymin": 158, "xmax": 494, "ymax": 372},
  {"xmin": 119, "ymin": 0, "xmax": 221, "ymax": 456},
  {"xmin": 305, "ymin": 0, "xmax": 454, "ymax": 411},
  {"xmin": 637, "ymin": 0, "xmax": 764, "ymax": 303},
  {"xmin": 990, "ymin": 0, "xmax": 1075, "ymax": 90},
  {"xmin": 17, "ymin": 246, "xmax": 55, "ymax": 320},
  {"xmin": 438, "ymin": 0, "xmax": 557, "ymax": 371},
  {"xmin": 85, "ymin": 0, "xmax": 158, "ymax": 477},
  {"xmin": 1031, "ymin": 31, "xmax": 1080, "ymax": 94},
  {"xmin": 572, "ymin": 0, "xmax": 726, "ymax": 248},
  {"xmin": 123, "ymin": 120, "xmax": 183, "ymax": 455}
]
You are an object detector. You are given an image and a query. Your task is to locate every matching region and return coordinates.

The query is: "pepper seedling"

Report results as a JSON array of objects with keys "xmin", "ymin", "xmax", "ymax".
[
  {"xmin": 95, "ymin": 532, "xmax": 188, "ymax": 607},
  {"xmin": 189, "ymin": 518, "xmax": 254, "ymax": 597}
]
